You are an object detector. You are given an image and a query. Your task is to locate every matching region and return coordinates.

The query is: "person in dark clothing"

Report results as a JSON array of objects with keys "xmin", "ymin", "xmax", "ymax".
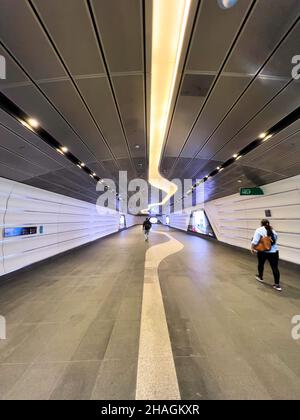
[
  {"xmin": 143, "ymin": 218, "xmax": 152, "ymax": 242},
  {"xmin": 251, "ymin": 219, "xmax": 282, "ymax": 292}
]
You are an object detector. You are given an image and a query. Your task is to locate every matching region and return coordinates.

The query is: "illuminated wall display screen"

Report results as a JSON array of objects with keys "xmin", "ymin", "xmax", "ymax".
[
  {"xmin": 188, "ymin": 210, "xmax": 216, "ymax": 238},
  {"xmin": 3, "ymin": 226, "xmax": 38, "ymax": 238}
]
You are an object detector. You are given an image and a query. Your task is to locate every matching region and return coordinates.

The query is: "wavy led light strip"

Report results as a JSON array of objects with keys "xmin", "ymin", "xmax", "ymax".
[{"xmin": 147, "ymin": 0, "xmax": 191, "ymax": 212}]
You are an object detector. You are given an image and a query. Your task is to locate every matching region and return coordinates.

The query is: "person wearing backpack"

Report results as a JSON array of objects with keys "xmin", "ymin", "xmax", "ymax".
[
  {"xmin": 143, "ymin": 218, "xmax": 152, "ymax": 242},
  {"xmin": 251, "ymin": 219, "xmax": 282, "ymax": 292}
]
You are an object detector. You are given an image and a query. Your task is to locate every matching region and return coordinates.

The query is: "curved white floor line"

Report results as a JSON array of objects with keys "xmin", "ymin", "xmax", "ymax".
[{"xmin": 136, "ymin": 231, "xmax": 184, "ymax": 400}]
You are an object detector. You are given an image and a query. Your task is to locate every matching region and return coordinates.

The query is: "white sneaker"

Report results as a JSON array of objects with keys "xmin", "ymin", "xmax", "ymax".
[
  {"xmin": 256, "ymin": 275, "xmax": 264, "ymax": 283},
  {"xmin": 273, "ymin": 285, "xmax": 282, "ymax": 292}
]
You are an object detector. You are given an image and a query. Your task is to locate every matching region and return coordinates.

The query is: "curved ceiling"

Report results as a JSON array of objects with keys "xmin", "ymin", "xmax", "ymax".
[{"xmin": 0, "ymin": 0, "xmax": 299, "ymax": 205}]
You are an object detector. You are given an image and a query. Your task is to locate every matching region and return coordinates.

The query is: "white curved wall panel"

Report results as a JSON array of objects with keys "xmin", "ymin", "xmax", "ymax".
[
  {"xmin": 205, "ymin": 175, "xmax": 300, "ymax": 264},
  {"xmin": 0, "ymin": 177, "xmax": 139, "ymax": 276},
  {"xmin": 168, "ymin": 175, "xmax": 300, "ymax": 265},
  {"xmin": 168, "ymin": 210, "xmax": 190, "ymax": 232}
]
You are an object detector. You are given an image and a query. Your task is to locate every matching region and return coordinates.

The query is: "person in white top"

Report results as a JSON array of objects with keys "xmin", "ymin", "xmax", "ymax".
[{"xmin": 251, "ymin": 219, "xmax": 282, "ymax": 292}]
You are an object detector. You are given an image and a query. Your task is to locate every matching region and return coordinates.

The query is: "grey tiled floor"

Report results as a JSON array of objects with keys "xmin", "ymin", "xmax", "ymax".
[
  {"xmin": 0, "ymin": 225, "xmax": 300, "ymax": 400},
  {"xmin": 0, "ymin": 227, "xmax": 153, "ymax": 400},
  {"xmin": 159, "ymin": 229, "xmax": 300, "ymax": 400}
]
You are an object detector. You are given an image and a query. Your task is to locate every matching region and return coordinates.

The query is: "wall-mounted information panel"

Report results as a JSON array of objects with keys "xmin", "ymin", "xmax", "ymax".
[
  {"xmin": 3, "ymin": 227, "xmax": 38, "ymax": 238},
  {"xmin": 188, "ymin": 210, "xmax": 216, "ymax": 238}
]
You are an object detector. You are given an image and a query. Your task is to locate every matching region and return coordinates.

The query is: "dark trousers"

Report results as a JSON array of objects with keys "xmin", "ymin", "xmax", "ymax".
[{"xmin": 257, "ymin": 251, "xmax": 280, "ymax": 285}]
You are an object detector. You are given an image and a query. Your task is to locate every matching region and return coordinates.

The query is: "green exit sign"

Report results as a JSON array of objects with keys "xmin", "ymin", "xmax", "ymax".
[{"xmin": 240, "ymin": 187, "xmax": 264, "ymax": 196}]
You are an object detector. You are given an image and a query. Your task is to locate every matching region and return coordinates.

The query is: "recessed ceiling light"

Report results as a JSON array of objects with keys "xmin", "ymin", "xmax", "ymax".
[
  {"xmin": 56, "ymin": 148, "xmax": 64, "ymax": 155},
  {"xmin": 27, "ymin": 118, "xmax": 39, "ymax": 129},
  {"xmin": 77, "ymin": 164, "xmax": 82, "ymax": 169},
  {"xmin": 135, "ymin": 144, "xmax": 140, "ymax": 149},
  {"xmin": 61, "ymin": 146, "xmax": 68, "ymax": 153},
  {"xmin": 20, "ymin": 120, "xmax": 32, "ymax": 130},
  {"xmin": 238, "ymin": 180, "xmax": 242, "ymax": 183},
  {"xmin": 263, "ymin": 134, "xmax": 273, "ymax": 141},
  {"xmin": 219, "ymin": 168, "xmax": 224, "ymax": 172},
  {"xmin": 92, "ymin": 172, "xmax": 96, "ymax": 177},
  {"xmin": 80, "ymin": 162, "xmax": 85, "ymax": 167},
  {"xmin": 233, "ymin": 153, "xmax": 238, "ymax": 158},
  {"xmin": 259, "ymin": 132, "xmax": 267, "ymax": 139},
  {"xmin": 236, "ymin": 155, "xmax": 242, "ymax": 160},
  {"xmin": 217, "ymin": 166, "xmax": 221, "ymax": 170}
]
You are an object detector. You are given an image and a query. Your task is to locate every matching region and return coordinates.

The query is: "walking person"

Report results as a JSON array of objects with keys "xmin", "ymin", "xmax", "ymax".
[
  {"xmin": 251, "ymin": 219, "xmax": 282, "ymax": 292},
  {"xmin": 143, "ymin": 218, "xmax": 152, "ymax": 242}
]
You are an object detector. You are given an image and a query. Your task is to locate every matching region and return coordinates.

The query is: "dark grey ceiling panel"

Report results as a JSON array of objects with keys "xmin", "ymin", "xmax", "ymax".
[
  {"xmin": 0, "ymin": 162, "xmax": 32, "ymax": 182},
  {"xmin": 193, "ymin": 160, "xmax": 223, "ymax": 180},
  {"xmin": 132, "ymin": 157, "xmax": 147, "ymax": 179},
  {"xmin": 261, "ymin": 20, "xmax": 300, "ymax": 79},
  {"xmin": 117, "ymin": 158, "xmax": 137, "ymax": 181},
  {"xmin": 0, "ymin": 124, "xmax": 62, "ymax": 172},
  {"xmin": 61, "ymin": 166, "xmax": 99, "ymax": 190},
  {"xmin": 23, "ymin": 176, "xmax": 98, "ymax": 204},
  {"xmin": 1, "ymin": 84, "xmax": 95, "ymax": 163},
  {"xmin": 112, "ymin": 75, "xmax": 146, "ymax": 157},
  {"xmin": 92, "ymin": 0, "xmax": 143, "ymax": 73},
  {"xmin": 77, "ymin": 76, "xmax": 129, "ymax": 159},
  {"xmin": 38, "ymin": 80, "xmax": 113, "ymax": 162},
  {"xmin": 0, "ymin": 108, "xmax": 72, "ymax": 168},
  {"xmin": 180, "ymin": 75, "xmax": 252, "ymax": 158},
  {"xmin": 0, "ymin": 0, "xmax": 66, "ymax": 80},
  {"xmin": 213, "ymin": 81, "xmax": 300, "ymax": 162},
  {"xmin": 187, "ymin": 0, "xmax": 253, "ymax": 72},
  {"xmin": 224, "ymin": 0, "xmax": 300, "ymax": 75},
  {"xmin": 199, "ymin": 77, "xmax": 288, "ymax": 160},
  {"xmin": 161, "ymin": 157, "xmax": 178, "ymax": 174},
  {"xmin": 0, "ymin": 0, "xmax": 299, "ymax": 205},
  {"xmin": 181, "ymin": 74, "xmax": 215, "ymax": 97},
  {"xmin": 164, "ymin": 74, "xmax": 215, "ymax": 157},
  {"xmin": 0, "ymin": 146, "xmax": 48, "ymax": 177},
  {"xmin": 245, "ymin": 132, "xmax": 300, "ymax": 174},
  {"xmin": 0, "ymin": 46, "xmax": 30, "ymax": 89},
  {"xmin": 33, "ymin": 0, "xmax": 105, "ymax": 77},
  {"xmin": 243, "ymin": 120, "xmax": 300, "ymax": 164},
  {"xmin": 280, "ymin": 163, "xmax": 300, "ymax": 178}
]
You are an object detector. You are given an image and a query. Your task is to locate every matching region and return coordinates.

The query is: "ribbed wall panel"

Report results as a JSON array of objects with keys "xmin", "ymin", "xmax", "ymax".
[
  {"xmin": 205, "ymin": 176, "xmax": 300, "ymax": 264},
  {"xmin": 167, "ymin": 176, "xmax": 300, "ymax": 265},
  {"xmin": 169, "ymin": 210, "xmax": 190, "ymax": 232},
  {"xmin": 0, "ymin": 177, "xmax": 139, "ymax": 276}
]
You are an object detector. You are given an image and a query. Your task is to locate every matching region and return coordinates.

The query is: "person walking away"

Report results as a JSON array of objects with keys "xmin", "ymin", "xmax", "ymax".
[
  {"xmin": 251, "ymin": 219, "xmax": 282, "ymax": 292},
  {"xmin": 143, "ymin": 218, "xmax": 152, "ymax": 242}
]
